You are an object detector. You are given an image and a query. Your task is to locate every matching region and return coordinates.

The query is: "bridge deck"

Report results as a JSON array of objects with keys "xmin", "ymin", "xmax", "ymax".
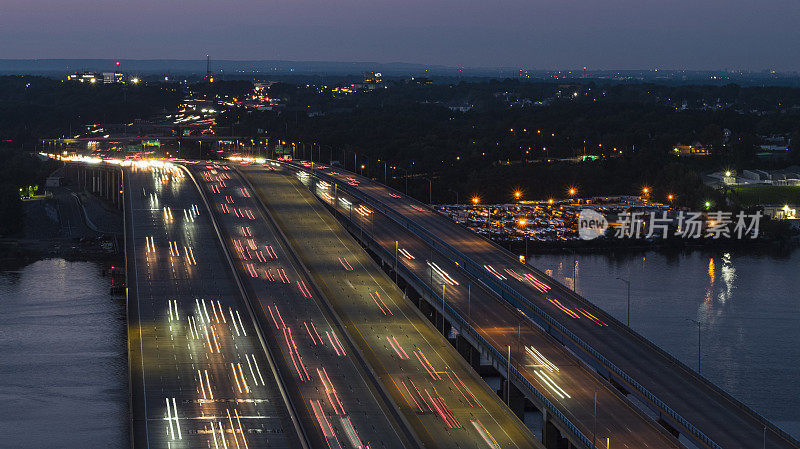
[
  {"xmin": 124, "ymin": 164, "xmax": 299, "ymax": 449},
  {"xmin": 240, "ymin": 164, "xmax": 543, "ymax": 449},
  {"xmin": 284, "ymin": 160, "xmax": 800, "ymax": 449},
  {"xmin": 185, "ymin": 161, "xmax": 414, "ymax": 449}
]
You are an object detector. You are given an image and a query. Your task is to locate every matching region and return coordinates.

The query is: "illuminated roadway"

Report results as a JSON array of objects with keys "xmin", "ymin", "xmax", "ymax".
[
  {"xmin": 124, "ymin": 162, "xmax": 302, "ymax": 449},
  {"xmin": 185, "ymin": 162, "xmax": 414, "ymax": 449},
  {"xmin": 280, "ymin": 160, "xmax": 800, "ymax": 449},
  {"xmin": 256, "ymin": 161, "xmax": 679, "ymax": 449},
  {"xmin": 236, "ymin": 163, "xmax": 542, "ymax": 449}
]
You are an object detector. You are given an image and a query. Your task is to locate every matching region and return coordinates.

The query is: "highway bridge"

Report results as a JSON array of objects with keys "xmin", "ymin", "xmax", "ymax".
[
  {"xmin": 269, "ymin": 158, "xmax": 800, "ymax": 449},
  {"xmin": 54, "ymin": 153, "xmax": 800, "ymax": 449},
  {"xmin": 56, "ymin": 155, "xmax": 543, "ymax": 449},
  {"xmin": 124, "ymin": 162, "xmax": 303, "ymax": 448}
]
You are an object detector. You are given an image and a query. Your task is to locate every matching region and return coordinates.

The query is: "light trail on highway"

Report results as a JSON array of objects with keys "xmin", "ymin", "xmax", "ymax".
[
  {"xmin": 276, "ymin": 159, "xmax": 684, "ymax": 449},
  {"xmin": 188, "ymin": 161, "xmax": 412, "ymax": 449},
  {"xmin": 283, "ymin": 158, "xmax": 800, "ymax": 449},
  {"xmin": 124, "ymin": 161, "xmax": 301, "ymax": 449},
  {"xmin": 238, "ymin": 162, "xmax": 543, "ymax": 449}
]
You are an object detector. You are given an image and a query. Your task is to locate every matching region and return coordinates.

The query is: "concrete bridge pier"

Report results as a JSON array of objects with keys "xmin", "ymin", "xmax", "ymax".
[
  {"xmin": 543, "ymin": 409, "xmax": 574, "ymax": 449},
  {"xmin": 63, "ymin": 163, "xmax": 123, "ymax": 210}
]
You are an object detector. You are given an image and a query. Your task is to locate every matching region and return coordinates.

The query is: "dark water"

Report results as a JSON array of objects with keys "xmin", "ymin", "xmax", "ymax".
[
  {"xmin": 529, "ymin": 248, "xmax": 800, "ymax": 438},
  {"xmin": 0, "ymin": 259, "xmax": 127, "ymax": 448}
]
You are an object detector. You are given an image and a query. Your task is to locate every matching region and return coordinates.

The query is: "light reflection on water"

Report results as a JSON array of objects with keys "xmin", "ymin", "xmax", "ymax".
[
  {"xmin": 531, "ymin": 249, "xmax": 800, "ymax": 438},
  {"xmin": 0, "ymin": 259, "xmax": 127, "ymax": 448}
]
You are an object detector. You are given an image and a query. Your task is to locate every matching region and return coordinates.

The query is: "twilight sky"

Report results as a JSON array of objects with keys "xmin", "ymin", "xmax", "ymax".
[{"xmin": 2, "ymin": 0, "xmax": 799, "ymax": 71}]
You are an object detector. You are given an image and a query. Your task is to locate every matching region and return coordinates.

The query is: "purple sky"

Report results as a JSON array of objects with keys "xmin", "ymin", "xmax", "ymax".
[{"xmin": 2, "ymin": 0, "xmax": 799, "ymax": 70}]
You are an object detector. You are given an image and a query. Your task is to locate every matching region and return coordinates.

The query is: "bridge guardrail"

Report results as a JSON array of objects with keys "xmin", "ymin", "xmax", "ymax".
[{"xmin": 283, "ymin": 161, "xmax": 723, "ymax": 449}]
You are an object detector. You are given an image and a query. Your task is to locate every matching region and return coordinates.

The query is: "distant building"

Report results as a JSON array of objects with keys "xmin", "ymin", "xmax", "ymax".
[
  {"xmin": 757, "ymin": 135, "xmax": 791, "ymax": 160},
  {"xmin": 363, "ymin": 71, "xmax": 382, "ymax": 84},
  {"xmin": 407, "ymin": 77, "xmax": 433, "ymax": 85},
  {"xmin": 102, "ymin": 72, "xmax": 124, "ymax": 84},
  {"xmin": 672, "ymin": 143, "xmax": 709, "ymax": 156},
  {"xmin": 351, "ymin": 72, "xmax": 383, "ymax": 91},
  {"xmin": 762, "ymin": 204, "xmax": 798, "ymax": 220},
  {"xmin": 66, "ymin": 72, "xmax": 99, "ymax": 83}
]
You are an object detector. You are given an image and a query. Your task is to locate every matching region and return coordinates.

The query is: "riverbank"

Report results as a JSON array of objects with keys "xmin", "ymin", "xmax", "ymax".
[
  {"xmin": 0, "ymin": 188, "xmax": 123, "ymax": 269},
  {"xmin": 500, "ymin": 233, "xmax": 799, "ymax": 256}
]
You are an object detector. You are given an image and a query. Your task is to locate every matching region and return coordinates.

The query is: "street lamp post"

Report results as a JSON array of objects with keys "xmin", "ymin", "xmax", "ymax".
[
  {"xmin": 518, "ymin": 219, "xmax": 528, "ymax": 260},
  {"xmin": 616, "ymin": 277, "xmax": 631, "ymax": 327},
  {"xmin": 686, "ymin": 318, "xmax": 704, "ymax": 374},
  {"xmin": 448, "ymin": 188, "xmax": 459, "ymax": 205},
  {"xmin": 427, "ymin": 177, "xmax": 432, "ymax": 205},
  {"xmin": 506, "ymin": 345, "xmax": 511, "ymax": 406},
  {"xmin": 593, "ymin": 390, "xmax": 598, "ymax": 449},
  {"xmin": 441, "ymin": 283, "xmax": 446, "ymax": 335}
]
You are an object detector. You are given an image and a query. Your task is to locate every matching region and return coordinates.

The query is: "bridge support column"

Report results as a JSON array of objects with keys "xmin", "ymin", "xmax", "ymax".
[
  {"xmin": 500, "ymin": 377, "xmax": 526, "ymax": 420},
  {"xmin": 542, "ymin": 409, "xmax": 570, "ymax": 449}
]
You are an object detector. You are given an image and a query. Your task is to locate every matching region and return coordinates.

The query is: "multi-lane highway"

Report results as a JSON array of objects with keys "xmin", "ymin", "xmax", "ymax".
[
  {"xmin": 281, "ymin": 159, "xmax": 800, "ymax": 449},
  {"xmin": 124, "ymin": 161, "xmax": 302, "ymax": 449},
  {"xmin": 263, "ymin": 161, "xmax": 680, "ymax": 449},
  {"xmin": 186, "ymin": 162, "xmax": 415, "ymax": 449},
  {"xmin": 237, "ymin": 163, "xmax": 542, "ymax": 449}
]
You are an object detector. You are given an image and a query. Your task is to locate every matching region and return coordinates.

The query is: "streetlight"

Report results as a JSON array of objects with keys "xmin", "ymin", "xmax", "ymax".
[
  {"xmin": 448, "ymin": 188, "xmax": 459, "ymax": 204},
  {"xmin": 568, "ymin": 187, "xmax": 577, "ymax": 201},
  {"xmin": 506, "ymin": 345, "xmax": 511, "ymax": 405},
  {"xmin": 667, "ymin": 194, "xmax": 674, "ymax": 203},
  {"xmin": 441, "ymin": 283, "xmax": 446, "ymax": 335},
  {"xmin": 686, "ymin": 318, "xmax": 704, "ymax": 374},
  {"xmin": 513, "ymin": 190, "xmax": 522, "ymax": 201},
  {"xmin": 426, "ymin": 177, "xmax": 432, "ymax": 205},
  {"xmin": 518, "ymin": 219, "xmax": 528, "ymax": 260},
  {"xmin": 616, "ymin": 277, "xmax": 631, "ymax": 327}
]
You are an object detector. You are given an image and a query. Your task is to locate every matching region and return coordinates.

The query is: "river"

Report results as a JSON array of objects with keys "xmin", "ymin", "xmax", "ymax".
[
  {"xmin": 0, "ymin": 258, "xmax": 127, "ymax": 448},
  {"xmin": 529, "ymin": 248, "xmax": 800, "ymax": 438}
]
